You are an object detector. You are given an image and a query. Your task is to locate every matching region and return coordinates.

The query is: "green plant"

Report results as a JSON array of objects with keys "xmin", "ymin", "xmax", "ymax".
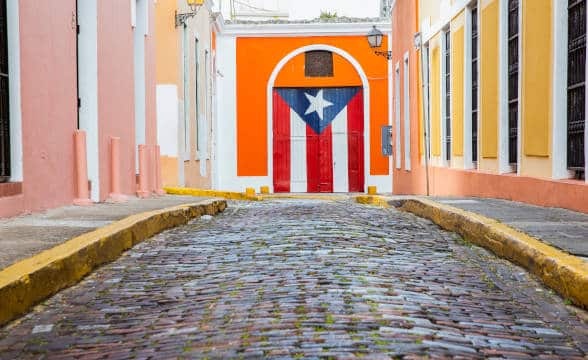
[{"xmin": 319, "ymin": 11, "xmax": 338, "ymax": 19}]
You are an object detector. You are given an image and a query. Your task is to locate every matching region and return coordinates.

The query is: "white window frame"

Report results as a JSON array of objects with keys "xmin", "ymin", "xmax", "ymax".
[
  {"xmin": 403, "ymin": 52, "xmax": 411, "ymax": 171},
  {"xmin": 7, "ymin": 0, "xmax": 22, "ymax": 183},
  {"xmin": 464, "ymin": 4, "xmax": 474, "ymax": 170},
  {"xmin": 441, "ymin": 28, "xmax": 451, "ymax": 167},
  {"xmin": 395, "ymin": 62, "xmax": 401, "ymax": 169}
]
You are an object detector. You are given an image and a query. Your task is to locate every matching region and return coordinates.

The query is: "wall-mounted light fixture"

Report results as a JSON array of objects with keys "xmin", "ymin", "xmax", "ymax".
[
  {"xmin": 175, "ymin": 0, "xmax": 204, "ymax": 27},
  {"xmin": 367, "ymin": 25, "xmax": 391, "ymax": 60}
]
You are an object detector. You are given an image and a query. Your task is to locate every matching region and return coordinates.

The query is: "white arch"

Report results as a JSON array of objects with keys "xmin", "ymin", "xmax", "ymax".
[{"xmin": 266, "ymin": 44, "xmax": 372, "ymax": 193}]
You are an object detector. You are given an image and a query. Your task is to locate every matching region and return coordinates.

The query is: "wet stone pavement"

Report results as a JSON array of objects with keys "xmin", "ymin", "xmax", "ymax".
[{"xmin": 1, "ymin": 199, "xmax": 587, "ymax": 359}]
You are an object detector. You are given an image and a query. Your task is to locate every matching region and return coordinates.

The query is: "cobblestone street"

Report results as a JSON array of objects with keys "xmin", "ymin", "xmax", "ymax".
[{"xmin": 1, "ymin": 199, "xmax": 587, "ymax": 359}]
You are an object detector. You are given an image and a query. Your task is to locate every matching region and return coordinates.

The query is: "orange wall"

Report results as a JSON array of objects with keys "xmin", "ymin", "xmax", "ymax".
[
  {"xmin": 155, "ymin": 0, "xmax": 179, "ymax": 85},
  {"xmin": 236, "ymin": 36, "xmax": 389, "ymax": 177}
]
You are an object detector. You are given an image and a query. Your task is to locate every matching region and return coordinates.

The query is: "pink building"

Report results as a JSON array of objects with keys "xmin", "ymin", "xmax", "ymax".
[{"xmin": 0, "ymin": 0, "xmax": 160, "ymax": 218}]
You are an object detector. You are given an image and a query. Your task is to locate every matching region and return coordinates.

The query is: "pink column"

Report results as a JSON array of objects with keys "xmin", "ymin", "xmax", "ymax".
[
  {"xmin": 73, "ymin": 130, "xmax": 92, "ymax": 206},
  {"xmin": 155, "ymin": 145, "xmax": 165, "ymax": 195},
  {"xmin": 108, "ymin": 137, "xmax": 128, "ymax": 202},
  {"xmin": 137, "ymin": 144, "xmax": 150, "ymax": 198}
]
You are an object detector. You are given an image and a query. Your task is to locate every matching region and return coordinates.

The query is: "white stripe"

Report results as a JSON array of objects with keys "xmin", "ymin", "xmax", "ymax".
[
  {"xmin": 290, "ymin": 110, "xmax": 307, "ymax": 193},
  {"xmin": 332, "ymin": 107, "xmax": 349, "ymax": 193}
]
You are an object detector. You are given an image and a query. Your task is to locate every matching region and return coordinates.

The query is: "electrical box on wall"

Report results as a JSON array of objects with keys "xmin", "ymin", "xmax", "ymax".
[{"xmin": 381, "ymin": 125, "xmax": 393, "ymax": 156}]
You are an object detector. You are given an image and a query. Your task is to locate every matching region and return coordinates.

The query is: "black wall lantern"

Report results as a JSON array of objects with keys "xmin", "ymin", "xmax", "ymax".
[
  {"xmin": 367, "ymin": 25, "xmax": 392, "ymax": 60},
  {"xmin": 175, "ymin": 0, "xmax": 204, "ymax": 27}
]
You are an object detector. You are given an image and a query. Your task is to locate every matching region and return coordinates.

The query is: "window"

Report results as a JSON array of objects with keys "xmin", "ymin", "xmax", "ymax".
[
  {"xmin": 395, "ymin": 64, "xmax": 401, "ymax": 169},
  {"xmin": 471, "ymin": 6, "xmax": 479, "ymax": 164},
  {"xmin": 567, "ymin": 0, "xmax": 586, "ymax": 178},
  {"xmin": 425, "ymin": 45, "xmax": 431, "ymax": 159},
  {"xmin": 194, "ymin": 38, "xmax": 199, "ymax": 153},
  {"xmin": 508, "ymin": 0, "xmax": 519, "ymax": 166},
  {"xmin": 305, "ymin": 51, "xmax": 333, "ymax": 77},
  {"xmin": 0, "ymin": 0, "xmax": 9, "ymax": 182},
  {"xmin": 404, "ymin": 54, "xmax": 411, "ymax": 170},
  {"xmin": 444, "ymin": 30, "xmax": 451, "ymax": 162}
]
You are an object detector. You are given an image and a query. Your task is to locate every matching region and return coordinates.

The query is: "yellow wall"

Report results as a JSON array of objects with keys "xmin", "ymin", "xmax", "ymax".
[
  {"xmin": 419, "ymin": 0, "xmax": 442, "ymax": 30},
  {"xmin": 451, "ymin": 12, "xmax": 465, "ymax": 157},
  {"xmin": 155, "ymin": 0, "xmax": 179, "ymax": 85},
  {"xmin": 430, "ymin": 38, "xmax": 441, "ymax": 157},
  {"xmin": 480, "ymin": 0, "xmax": 499, "ymax": 159},
  {"xmin": 521, "ymin": 0, "xmax": 551, "ymax": 158}
]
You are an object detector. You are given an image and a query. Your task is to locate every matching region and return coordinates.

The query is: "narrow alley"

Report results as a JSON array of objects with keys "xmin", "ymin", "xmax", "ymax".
[{"xmin": 0, "ymin": 199, "xmax": 586, "ymax": 359}]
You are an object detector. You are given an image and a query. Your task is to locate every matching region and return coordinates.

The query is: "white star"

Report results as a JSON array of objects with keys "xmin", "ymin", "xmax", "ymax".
[{"xmin": 304, "ymin": 90, "xmax": 333, "ymax": 121}]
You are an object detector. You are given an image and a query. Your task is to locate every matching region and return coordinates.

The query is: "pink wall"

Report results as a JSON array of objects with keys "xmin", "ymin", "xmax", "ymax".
[
  {"xmin": 391, "ymin": 0, "xmax": 427, "ymax": 196},
  {"xmin": 0, "ymin": 0, "xmax": 159, "ymax": 217},
  {"xmin": 97, "ymin": 0, "xmax": 158, "ymax": 201},
  {"xmin": 0, "ymin": 0, "xmax": 78, "ymax": 217},
  {"xmin": 97, "ymin": 0, "xmax": 136, "ymax": 201}
]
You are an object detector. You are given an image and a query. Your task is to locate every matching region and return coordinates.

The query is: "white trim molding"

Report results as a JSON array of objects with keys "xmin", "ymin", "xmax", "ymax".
[
  {"xmin": 266, "ymin": 44, "xmax": 391, "ymax": 193},
  {"xmin": 498, "ymin": 0, "xmax": 511, "ymax": 174},
  {"xmin": 223, "ymin": 21, "xmax": 391, "ymax": 37},
  {"xmin": 7, "ymin": 0, "xmax": 22, "ymax": 183},
  {"xmin": 463, "ymin": 4, "xmax": 474, "ymax": 170},
  {"xmin": 395, "ymin": 61, "xmax": 401, "ymax": 170},
  {"xmin": 403, "ymin": 52, "xmax": 411, "ymax": 171},
  {"xmin": 421, "ymin": 0, "xmax": 470, "ymax": 43},
  {"xmin": 134, "ymin": 0, "xmax": 148, "ymax": 171},
  {"xmin": 77, "ymin": 0, "xmax": 100, "ymax": 201},
  {"xmin": 440, "ymin": 28, "xmax": 449, "ymax": 167},
  {"xmin": 552, "ymin": 0, "xmax": 571, "ymax": 180}
]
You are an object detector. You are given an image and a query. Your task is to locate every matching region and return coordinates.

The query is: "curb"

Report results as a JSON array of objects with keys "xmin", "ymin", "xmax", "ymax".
[
  {"xmin": 164, "ymin": 187, "xmax": 263, "ymax": 201},
  {"xmin": 354, "ymin": 195, "xmax": 588, "ymax": 309},
  {"xmin": 0, "ymin": 199, "xmax": 227, "ymax": 327},
  {"xmin": 260, "ymin": 194, "xmax": 350, "ymax": 201},
  {"xmin": 355, "ymin": 195, "xmax": 392, "ymax": 208}
]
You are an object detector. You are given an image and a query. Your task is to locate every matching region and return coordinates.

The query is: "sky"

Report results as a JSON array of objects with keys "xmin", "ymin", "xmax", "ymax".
[
  {"xmin": 287, "ymin": 0, "xmax": 382, "ymax": 20},
  {"xmin": 218, "ymin": 0, "xmax": 383, "ymax": 20}
]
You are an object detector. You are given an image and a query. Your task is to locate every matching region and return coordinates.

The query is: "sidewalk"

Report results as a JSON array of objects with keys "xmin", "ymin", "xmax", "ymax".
[
  {"xmin": 434, "ymin": 197, "xmax": 588, "ymax": 262},
  {"xmin": 0, "ymin": 195, "xmax": 209, "ymax": 270}
]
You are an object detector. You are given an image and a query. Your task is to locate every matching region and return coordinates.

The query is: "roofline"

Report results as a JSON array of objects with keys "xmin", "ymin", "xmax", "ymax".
[{"xmin": 220, "ymin": 21, "xmax": 392, "ymax": 37}]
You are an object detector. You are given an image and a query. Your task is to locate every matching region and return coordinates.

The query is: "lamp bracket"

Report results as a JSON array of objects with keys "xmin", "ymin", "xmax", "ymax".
[
  {"xmin": 175, "ymin": 6, "xmax": 202, "ymax": 27},
  {"xmin": 374, "ymin": 50, "xmax": 392, "ymax": 60}
]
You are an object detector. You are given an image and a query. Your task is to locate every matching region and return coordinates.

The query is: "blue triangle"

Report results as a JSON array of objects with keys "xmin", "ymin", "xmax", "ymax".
[{"xmin": 276, "ymin": 87, "xmax": 361, "ymax": 134}]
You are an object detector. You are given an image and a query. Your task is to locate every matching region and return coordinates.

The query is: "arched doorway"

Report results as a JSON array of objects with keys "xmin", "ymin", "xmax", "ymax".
[{"xmin": 267, "ymin": 45, "xmax": 370, "ymax": 193}]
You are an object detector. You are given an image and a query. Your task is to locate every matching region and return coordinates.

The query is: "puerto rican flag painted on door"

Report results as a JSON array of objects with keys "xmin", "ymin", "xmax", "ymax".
[{"xmin": 273, "ymin": 87, "xmax": 364, "ymax": 193}]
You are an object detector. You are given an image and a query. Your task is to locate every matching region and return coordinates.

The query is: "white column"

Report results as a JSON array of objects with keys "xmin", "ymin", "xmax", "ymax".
[
  {"xmin": 403, "ymin": 52, "xmax": 411, "ymax": 171},
  {"xmin": 7, "ymin": 0, "xmax": 22, "ymax": 182},
  {"xmin": 395, "ymin": 62, "xmax": 401, "ymax": 170},
  {"xmin": 134, "ymin": 0, "xmax": 147, "ymax": 172},
  {"xmin": 498, "ymin": 0, "xmax": 511, "ymax": 174},
  {"xmin": 552, "ymin": 0, "xmax": 570, "ymax": 180},
  {"xmin": 77, "ymin": 0, "xmax": 100, "ymax": 201}
]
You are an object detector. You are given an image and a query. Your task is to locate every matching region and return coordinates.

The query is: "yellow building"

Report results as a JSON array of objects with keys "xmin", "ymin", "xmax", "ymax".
[{"xmin": 396, "ymin": 0, "xmax": 588, "ymax": 213}]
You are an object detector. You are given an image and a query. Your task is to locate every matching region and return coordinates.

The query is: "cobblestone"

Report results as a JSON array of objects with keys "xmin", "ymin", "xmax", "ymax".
[{"xmin": 0, "ymin": 199, "xmax": 587, "ymax": 359}]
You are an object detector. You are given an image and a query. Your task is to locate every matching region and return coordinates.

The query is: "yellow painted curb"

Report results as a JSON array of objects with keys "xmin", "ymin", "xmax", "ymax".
[
  {"xmin": 0, "ymin": 199, "xmax": 227, "ymax": 326},
  {"xmin": 164, "ymin": 187, "xmax": 263, "ymax": 201},
  {"xmin": 355, "ymin": 195, "xmax": 392, "ymax": 208},
  {"xmin": 355, "ymin": 195, "xmax": 588, "ymax": 309}
]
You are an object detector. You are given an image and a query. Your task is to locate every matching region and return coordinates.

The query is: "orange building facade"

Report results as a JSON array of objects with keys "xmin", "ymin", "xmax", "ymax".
[{"xmin": 213, "ymin": 22, "xmax": 393, "ymax": 193}]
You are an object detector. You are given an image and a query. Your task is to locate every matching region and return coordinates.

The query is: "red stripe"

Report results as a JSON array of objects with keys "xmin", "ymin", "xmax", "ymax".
[
  {"xmin": 273, "ymin": 91, "xmax": 290, "ymax": 193},
  {"xmin": 307, "ymin": 124, "xmax": 333, "ymax": 193},
  {"xmin": 347, "ymin": 90, "xmax": 364, "ymax": 192}
]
